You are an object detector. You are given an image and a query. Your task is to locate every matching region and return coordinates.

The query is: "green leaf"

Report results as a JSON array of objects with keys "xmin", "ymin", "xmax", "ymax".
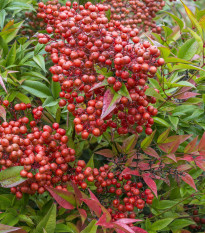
[
  {"xmin": 33, "ymin": 54, "xmax": 46, "ymax": 73},
  {"xmin": 21, "ymin": 80, "xmax": 51, "ymax": 98},
  {"xmin": 21, "ymin": 71, "xmax": 49, "ymax": 83},
  {"xmin": 81, "ymin": 220, "xmax": 98, "ymax": 233},
  {"xmin": 164, "ymin": 11, "xmax": 184, "ymax": 31},
  {"xmin": 0, "ymin": 10, "xmax": 6, "ymax": 30},
  {"xmin": 168, "ymin": 116, "xmax": 179, "ymax": 130},
  {"xmin": 19, "ymin": 214, "xmax": 34, "ymax": 226},
  {"xmin": 141, "ymin": 130, "xmax": 156, "ymax": 150},
  {"xmin": 94, "ymin": 65, "xmax": 113, "ymax": 77},
  {"xmin": 42, "ymin": 97, "xmax": 58, "ymax": 108},
  {"xmin": 6, "ymin": 41, "xmax": 16, "ymax": 66},
  {"xmin": 16, "ymin": 92, "xmax": 31, "ymax": 104},
  {"xmin": 178, "ymin": 38, "xmax": 198, "ymax": 61},
  {"xmin": 51, "ymin": 81, "xmax": 61, "ymax": 99},
  {"xmin": 6, "ymin": 2, "xmax": 35, "ymax": 12},
  {"xmin": 153, "ymin": 117, "xmax": 170, "ymax": 127},
  {"xmin": 181, "ymin": 0, "xmax": 203, "ymax": 37},
  {"xmin": 105, "ymin": 9, "xmax": 111, "ymax": 22},
  {"xmin": 151, "ymin": 218, "xmax": 174, "ymax": 231},
  {"xmin": 157, "ymin": 200, "xmax": 178, "ymax": 209},
  {"xmin": 172, "ymin": 81, "xmax": 195, "ymax": 88},
  {"xmin": 118, "ymin": 83, "xmax": 131, "ymax": 101},
  {"xmin": 86, "ymin": 155, "xmax": 94, "ymax": 169},
  {"xmin": 0, "ymin": 36, "xmax": 8, "ymax": 56},
  {"xmin": 169, "ymin": 219, "xmax": 195, "ymax": 230},
  {"xmin": 173, "ymin": 64, "xmax": 205, "ymax": 72},
  {"xmin": 145, "ymin": 88, "xmax": 165, "ymax": 101},
  {"xmin": 36, "ymin": 204, "xmax": 56, "ymax": 233},
  {"xmin": 0, "ymin": 166, "xmax": 26, "ymax": 188},
  {"xmin": 66, "ymin": 223, "xmax": 79, "ymax": 233},
  {"xmin": 157, "ymin": 128, "xmax": 171, "ymax": 143},
  {"xmin": 0, "ymin": 195, "xmax": 12, "ymax": 210},
  {"xmin": 187, "ymin": 28, "xmax": 203, "ymax": 49},
  {"xmin": 164, "ymin": 57, "xmax": 192, "ymax": 64},
  {"xmin": 34, "ymin": 43, "xmax": 45, "ymax": 56},
  {"xmin": 2, "ymin": 21, "xmax": 24, "ymax": 43},
  {"xmin": 55, "ymin": 224, "xmax": 76, "ymax": 233}
]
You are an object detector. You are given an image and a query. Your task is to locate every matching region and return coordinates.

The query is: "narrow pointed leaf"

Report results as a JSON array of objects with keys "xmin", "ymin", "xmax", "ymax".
[
  {"xmin": 0, "ymin": 106, "xmax": 6, "ymax": 121},
  {"xmin": 180, "ymin": 172, "xmax": 197, "ymax": 191},
  {"xmin": 142, "ymin": 173, "xmax": 157, "ymax": 197}
]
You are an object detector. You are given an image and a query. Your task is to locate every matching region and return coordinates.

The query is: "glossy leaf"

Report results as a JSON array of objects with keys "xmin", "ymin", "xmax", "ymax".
[
  {"xmin": 178, "ymin": 38, "xmax": 198, "ymax": 61},
  {"xmin": 145, "ymin": 88, "xmax": 165, "ymax": 101},
  {"xmin": 180, "ymin": 172, "xmax": 197, "ymax": 191},
  {"xmin": 46, "ymin": 187, "xmax": 76, "ymax": 209},
  {"xmin": 0, "ymin": 166, "xmax": 26, "ymax": 188},
  {"xmin": 95, "ymin": 149, "xmax": 114, "ymax": 158},
  {"xmin": 151, "ymin": 218, "xmax": 174, "ymax": 231},
  {"xmin": 33, "ymin": 55, "xmax": 46, "ymax": 73},
  {"xmin": 36, "ymin": 204, "xmax": 56, "ymax": 233},
  {"xmin": 81, "ymin": 220, "xmax": 98, "ymax": 233},
  {"xmin": 142, "ymin": 173, "xmax": 158, "ymax": 197},
  {"xmin": 141, "ymin": 130, "xmax": 156, "ymax": 149}
]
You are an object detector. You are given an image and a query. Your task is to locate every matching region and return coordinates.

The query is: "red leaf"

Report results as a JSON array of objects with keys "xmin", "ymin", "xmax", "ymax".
[
  {"xmin": 95, "ymin": 149, "xmax": 114, "ymax": 158},
  {"xmin": 142, "ymin": 173, "xmax": 158, "ymax": 197},
  {"xmin": 71, "ymin": 181, "xmax": 83, "ymax": 205},
  {"xmin": 143, "ymin": 147, "xmax": 160, "ymax": 159},
  {"xmin": 81, "ymin": 199, "xmax": 101, "ymax": 217},
  {"xmin": 184, "ymin": 136, "xmax": 198, "ymax": 153},
  {"xmin": 138, "ymin": 162, "xmax": 150, "ymax": 170},
  {"xmin": 164, "ymin": 135, "xmax": 192, "ymax": 144},
  {"xmin": 121, "ymin": 168, "xmax": 140, "ymax": 177},
  {"xmin": 115, "ymin": 219, "xmax": 142, "ymax": 224},
  {"xmin": 0, "ymin": 224, "xmax": 26, "ymax": 233},
  {"xmin": 180, "ymin": 172, "xmax": 197, "ymax": 191},
  {"xmin": 46, "ymin": 186, "xmax": 75, "ymax": 209},
  {"xmin": 88, "ymin": 189, "xmax": 101, "ymax": 203},
  {"xmin": 131, "ymin": 227, "xmax": 148, "ymax": 233},
  {"xmin": 78, "ymin": 208, "xmax": 87, "ymax": 225},
  {"xmin": 89, "ymin": 81, "xmax": 107, "ymax": 91},
  {"xmin": 101, "ymin": 88, "xmax": 121, "ymax": 120},
  {"xmin": 0, "ymin": 106, "xmax": 6, "ymax": 121},
  {"xmin": 177, "ymin": 164, "xmax": 192, "ymax": 171},
  {"xmin": 96, "ymin": 213, "xmax": 114, "ymax": 228},
  {"xmin": 114, "ymin": 222, "xmax": 135, "ymax": 233},
  {"xmin": 195, "ymin": 156, "xmax": 205, "ymax": 171},
  {"xmin": 175, "ymin": 92, "xmax": 199, "ymax": 99},
  {"xmin": 0, "ymin": 75, "xmax": 7, "ymax": 93},
  {"xmin": 198, "ymin": 132, "xmax": 205, "ymax": 151}
]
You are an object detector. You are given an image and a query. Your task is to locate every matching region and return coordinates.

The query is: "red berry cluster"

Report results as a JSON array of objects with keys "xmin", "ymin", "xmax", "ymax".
[
  {"xmin": 103, "ymin": 0, "xmax": 165, "ymax": 33},
  {"xmin": 0, "ymin": 112, "xmax": 75, "ymax": 199},
  {"xmin": 72, "ymin": 160, "xmax": 154, "ymax": 220},
  {"xmin": 188, "ymin": 208, "xmax": 205, "ymax": 232},
  {"xmin": 37, "ymin": 0, "xmax": 164, "ymax": 138},
  {"xmin": 14, "ymin": 103, "xmax": 32, "ymax": 111}
]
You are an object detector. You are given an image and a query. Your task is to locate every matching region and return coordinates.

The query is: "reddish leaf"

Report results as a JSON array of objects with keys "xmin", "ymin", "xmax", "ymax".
[
  {"xmin": 89, "ymin": 80, "xmax": 107, "ymax": 91},
  {"xmin": 88, "ymin": 189, "xmax": 111, "ymax": 222},
  {"xmin": 81, "ymin": 199, "xmax": 101, "ymax": 217},
  {"xmin": 101, "ymin": 88, "xmax": 121, "ymax": 120},
  {"xmin": 175, "ymin": 92, "xmax": 199, "ymax": 99},
  {"xmin": 114, "ymin": 222, "xmax": 135, "ymax": 233},
  {"xmin": 164, "ymin": 135, "xmax": 192, "ymax": 144},
  {"xmin": 195, "ymin": 156, "xmax": 205, "ymax": 171},
  {"xmin": 121, "ymin": 168, "xmax": 140, "ymax": 177},
  {"xmin": 46, "ymin": 186, "xmax": 75, "ymax": 209},
  {"xmin": 177, "ymin": 164, "xmax": 192, "ymax": 171},
  {"xmin": 0, "ymin": 106, "xmax": 6, "ymax": 121},
  {"xmin": 138, "ymin": 162, "xmax": 151, "ymax": 170},
  {"xmin": 0, "ymin": 224, "xmax": 26, "ymax": 233},
  {"xmin": 167, "ymin": 153, "xmax": 177, "ymax": 162},
  {"xmin": 71, "ymin": 181, "xmax": 83, "ymax": 205},
  {"xmin": 143, "ymin": 147, "xmax": 160, "ymax": 159},
  {"xmin": 0, "ymin": 75, "xmax": 7, "ymax": 93},
  {"xmin": 184, "ymin": 136, "xmax": 198, "ymax": 153},
  {"xmin": 142, "ymin": 173, "xmax": 158, "ymax": 197},
  {"xmin": 180, "ymin": 172, "xmax": 197, "ymax": 191},
  {"xmin": 198, "ymin": 132, "xmax": 205, "ymax": 151},
  {"xmin": 122, "ymin": 134, "xmax": 138, "ymax": 152},
  {"xmin": 96, "ymin": 213, "xmax": 114, "ymax": 228},
  {"xmin": 115, "ymin": 219, "xmax": 142, "ymax": 224},
  {"xmin": 157, "ymin": 128, "xmax": 170, "ymax": 144},
  {"xmin": 131, "ymin": 227, "xmax": 148, "ymax": 233},
  {"xmin": 95, "ymin": 149, "xmax": 114, "ymax": 158},
  {"xmin": 178, "ymin": 155, "xmax": 194, "ymax": 162},
  {"xmin": 78, "ymin": 208, "xmax": 87, "ymax": 225}
]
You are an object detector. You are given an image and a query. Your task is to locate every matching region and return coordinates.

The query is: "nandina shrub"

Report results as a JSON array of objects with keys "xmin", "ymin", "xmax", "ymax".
[{"xmin": 0, "ymin": 0, "xmax": 205, "ymax": 233}]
